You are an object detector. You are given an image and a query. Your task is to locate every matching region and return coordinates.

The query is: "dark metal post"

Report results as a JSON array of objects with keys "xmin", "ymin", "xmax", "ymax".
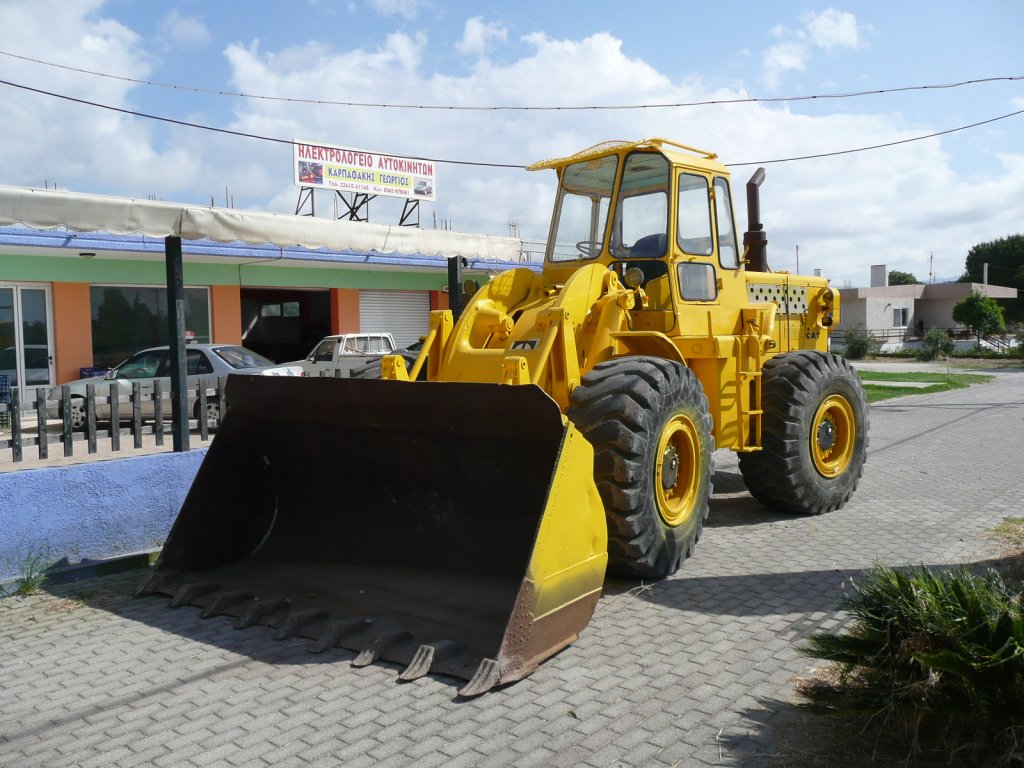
[
  {"xmin": 447, "ymin": 256, "xmax": 467, "ymax": 321},
  {"xmin": 165, "ymin": 235, "xmax": 190, "ymax": 451}
]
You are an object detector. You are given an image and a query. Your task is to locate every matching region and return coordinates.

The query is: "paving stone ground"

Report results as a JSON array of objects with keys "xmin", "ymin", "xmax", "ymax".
[{"xmin": 2, "ymin": 365, "xmax": 1022, "ymax": 767}]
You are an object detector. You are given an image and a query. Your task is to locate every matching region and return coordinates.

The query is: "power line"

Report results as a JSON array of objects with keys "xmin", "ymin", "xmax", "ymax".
[
  {"xmin": 1, "ymin": 77, "xmax": 1022, "ymax": 169},
  {"xmin": 727, "ymin": 108, "xmax": 1024, "ymax": 166},
  {"xmin": 0, "ymin": 48, "xmax": 1020, "ymax": 111}
]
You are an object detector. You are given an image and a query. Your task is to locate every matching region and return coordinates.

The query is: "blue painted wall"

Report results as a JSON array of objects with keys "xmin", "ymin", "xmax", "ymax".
[{"xmin": 0, "ymin": 450, "xmax": 207, "ymax": 583}]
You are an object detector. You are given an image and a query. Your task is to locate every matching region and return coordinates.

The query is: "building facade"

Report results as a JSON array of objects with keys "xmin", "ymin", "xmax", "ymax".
[{"xmin": 0, "ymin": 186, "xmax": 529, "ymax": 394}]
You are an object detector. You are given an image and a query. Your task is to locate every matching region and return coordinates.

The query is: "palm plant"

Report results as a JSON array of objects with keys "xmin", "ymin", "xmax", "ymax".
[{"xmin": 800, "ymin": 565, "xmax": 1024, "ymax": 759}]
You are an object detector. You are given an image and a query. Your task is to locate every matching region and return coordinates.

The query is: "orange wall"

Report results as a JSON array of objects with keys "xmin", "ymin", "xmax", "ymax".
[
  {"xmin": 331, "ymin": 288, "xmax": 360, "ymax": 333},
  {"xmin": 430, "ymin": 290, "xmax": 449, "ymax": 311},
  {"xmin": 52, "ymin": 283, "xmax": 93, "ymax": 384},
  {"xmin": 210, "ymin": 285, "xmax": 242, "ymax": 343}
]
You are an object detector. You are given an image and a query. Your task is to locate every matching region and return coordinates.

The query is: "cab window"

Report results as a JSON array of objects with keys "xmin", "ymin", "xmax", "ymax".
[
  {"xmin": 714, "ymin": 177, "xmax": 739, "ymax": 268},
  {"xmin": 678, "ymin": 262, "xmax": 718, "ymax": 302},
  {"xmin": 677, "ymin": 174, "xmax": 713, "ymax": 256},
  {"xmin": 611, "ymin": 152, "xmax": 670, "ymax": 259},
  {"xmin": 548, "ymin": 154, "xmax": 618, "ymax": 262}
]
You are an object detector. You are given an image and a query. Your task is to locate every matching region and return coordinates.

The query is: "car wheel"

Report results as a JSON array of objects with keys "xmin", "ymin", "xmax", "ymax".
[
  {"xmin": 194, "ymin": 399, "xmax": 221, "ymax": 430},
  {"xmin": 65, "ymin": 396, "xmax": 88, "ymax": 432}
]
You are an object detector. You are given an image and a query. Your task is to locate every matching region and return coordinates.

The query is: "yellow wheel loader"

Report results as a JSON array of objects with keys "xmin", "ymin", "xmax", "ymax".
[{"xmin": 138, "ymin": 138, "xmax": 868, "ymax": 696}]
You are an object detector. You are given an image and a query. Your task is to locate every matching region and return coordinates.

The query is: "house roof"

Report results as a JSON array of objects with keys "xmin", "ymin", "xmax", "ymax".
[{"xmin": 838, "ymin": 282, "xmax": 1018, "ymax": 300}]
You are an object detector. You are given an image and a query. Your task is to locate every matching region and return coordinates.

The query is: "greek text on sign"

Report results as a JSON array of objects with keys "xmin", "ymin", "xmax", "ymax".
[{"xmin": 293, "ymin": 140, "xmax": 436, "ymax": 202}]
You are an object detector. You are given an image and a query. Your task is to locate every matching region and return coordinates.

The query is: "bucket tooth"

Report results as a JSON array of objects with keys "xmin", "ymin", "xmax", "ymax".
[
  {"xmin": 169, "ymin": 582, "xmax": 221, "ymax": 608},
  {"xmin": 399, "ymin": 640, "xmax": 462, "ymax": 681},
  {"xmin": 135, "ymin": 571, "xmax": 171, "ymax": 598},
  {"xmin": 352, "ymin": 631, "xmax": 412, "ymax": 668},
  {"xmin": 458, "ymin": 659, "xmax": 502, "ymax": 698},
  {"xmin": 200, "ymin": 591, "xmax": 255, "ymax": 619},
  {"xmin": 310, "ymin": 618, "xmax": 373, "ymax": 654},
  {"xmin": 272, "ymin": 608, "xmax": 329, "ymax": 640},
  {"xmin": 236, "ymin": 598, "xmax": 292, "ymax": 630}
]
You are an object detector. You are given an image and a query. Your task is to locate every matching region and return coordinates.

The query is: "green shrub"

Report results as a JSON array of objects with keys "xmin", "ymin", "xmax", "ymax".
[
  {"xmin": 13, "ymin": 546, "xmax": 50, "ymax": 596},
  {"xmin": 839, "ymin": 324, "xmax": 879, "ymax": 360},
  {"xmin": 916, "ymin": 327, "xmax": 955, "ymax": 361},
  {"xmin": 800, "ymin": 564, "xmax": 1024, "ymax": 763}
]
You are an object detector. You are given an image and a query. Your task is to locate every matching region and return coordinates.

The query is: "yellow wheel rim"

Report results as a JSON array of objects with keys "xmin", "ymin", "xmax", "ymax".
[
  {"xmin": 811, "ymin": 395, "xmax": 855, "ymax": 478},
  {"xmin": 655, "ymin": 414, "xmax": 701, "ymax": 526}
]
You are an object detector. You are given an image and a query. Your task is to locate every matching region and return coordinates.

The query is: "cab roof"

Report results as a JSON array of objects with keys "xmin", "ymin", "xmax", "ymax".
[{"xmin": 526, "ymin": 137, "xmax": 730, "ymax": 176}]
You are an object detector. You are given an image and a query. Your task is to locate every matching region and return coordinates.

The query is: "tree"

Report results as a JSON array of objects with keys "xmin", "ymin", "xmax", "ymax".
[
  {"xmin": 960, "ymin": 234, "xmax": 1024, "ymax": 323},
  {"xmin": 887, "ymin": 269, "xmax": 920, "ymax": 285},
  {"xmin": 952, "ymin": 292, "xmax": 1006, "ymax": 348}
]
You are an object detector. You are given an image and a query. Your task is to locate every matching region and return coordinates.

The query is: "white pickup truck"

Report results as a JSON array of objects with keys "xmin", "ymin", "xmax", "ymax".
[{"xmin": 297, "ymin": 332, "xmax": 398, "ymax": 377}]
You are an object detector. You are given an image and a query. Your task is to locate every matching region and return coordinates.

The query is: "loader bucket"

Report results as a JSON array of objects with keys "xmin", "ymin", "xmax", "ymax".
[{"xmin": 138, "ymin": 375, "xmax": 607, "ymax": 696}]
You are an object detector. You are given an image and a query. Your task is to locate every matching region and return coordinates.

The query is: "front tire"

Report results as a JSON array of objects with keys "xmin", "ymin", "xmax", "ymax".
[
  {"xmin": 568, "ymin": 357, "xmax": 715, "ymax": 579},
  {"xmin": 738, "ymin": 351, "xmax": 868, "ymax": 514}
]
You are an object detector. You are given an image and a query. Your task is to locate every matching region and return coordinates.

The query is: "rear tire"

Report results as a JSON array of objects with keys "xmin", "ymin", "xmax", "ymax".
[
  {"xmin": 738, "ymin": 351, "xmax": 868, "ymax": 514},
  {"xmin": 568, "ymin": 357, "xmax": 715, "ymax": 579}
]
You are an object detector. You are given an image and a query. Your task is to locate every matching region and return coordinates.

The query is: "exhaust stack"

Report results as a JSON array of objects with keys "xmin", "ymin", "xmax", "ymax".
[{"xmin": 743, "ymin": 167, "xmax": 769, "ymax": 272}]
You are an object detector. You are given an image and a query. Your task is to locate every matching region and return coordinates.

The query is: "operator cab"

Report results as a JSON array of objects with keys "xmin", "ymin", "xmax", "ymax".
[{"xmin": 535, "ymin": 138, "xmax": 740, "ymax": 309}]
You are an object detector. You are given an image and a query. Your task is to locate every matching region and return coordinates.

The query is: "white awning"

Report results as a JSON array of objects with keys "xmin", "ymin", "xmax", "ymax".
[{"xmin": 0, "ymin": 184, "xmax": 524, "ymax": 262}]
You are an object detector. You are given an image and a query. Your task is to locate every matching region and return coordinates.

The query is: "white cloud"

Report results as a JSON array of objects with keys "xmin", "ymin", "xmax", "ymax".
[
  {"xmin": 456, "ymin": 17, "xmax": 507, "ymax": 57},
  {"xmin": 762, "ymin": 9, "xmax": 863, "ymax": 88},
  {"xmin": 804, "ymin": 8, "xmax": 861, "ymax": 51},
  {"xmin": 762, "ymin": 41, "xmax": 808, "ymax": 88},
  {"xmin": 368, "ymin": 0, "xmax": 420, "ymax": 20},
  {"xmin": 159, "ymin": 10, "xmax": 212, "ymax": 48}
]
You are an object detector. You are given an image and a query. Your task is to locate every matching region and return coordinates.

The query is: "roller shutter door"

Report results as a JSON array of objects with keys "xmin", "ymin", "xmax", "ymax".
[{"xmin": 359, "ymin": 290, "xmax": 430, "ymax": 348}]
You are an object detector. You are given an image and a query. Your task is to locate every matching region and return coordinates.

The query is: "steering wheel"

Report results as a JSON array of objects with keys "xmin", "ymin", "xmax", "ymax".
[{"xmin": 575, "ymin": 240, "xmax": 601, "ymax": 258}]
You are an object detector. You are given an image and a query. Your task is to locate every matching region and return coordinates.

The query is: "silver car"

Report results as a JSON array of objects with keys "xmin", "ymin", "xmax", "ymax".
[{"xmin": 46, "ymin": 344, "xmax": 301, "ymax": 430}]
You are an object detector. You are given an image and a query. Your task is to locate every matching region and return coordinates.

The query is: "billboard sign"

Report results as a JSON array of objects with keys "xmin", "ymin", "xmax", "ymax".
[{"xmin": 293, "ymin": 139, "xmax": 436, "ymax": 201}]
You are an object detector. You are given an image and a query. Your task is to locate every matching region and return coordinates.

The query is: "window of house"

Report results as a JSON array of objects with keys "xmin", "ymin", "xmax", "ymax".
[
  {"xmin": 89, "ymin": 286, "xmax": 210, "ymax": 369},
  {"xmin": 893, "ymin": 307, "xmax": 909, "ymax": 327},
  {"xmin": 260, "ymin": 301, "xmax": 301, "ymax": 317}
]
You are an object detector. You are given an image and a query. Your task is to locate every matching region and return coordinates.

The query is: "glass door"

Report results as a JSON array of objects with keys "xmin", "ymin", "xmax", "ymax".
[{"xmin": 0, "ymin": 285, "xmax": 55, "ymax": 404}]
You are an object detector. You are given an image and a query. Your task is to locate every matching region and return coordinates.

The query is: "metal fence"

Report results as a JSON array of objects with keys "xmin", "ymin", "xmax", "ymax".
[
  {"xmin": 0, "ymin": 377, "xmax": 226, "ymax": 464},
  {"xmin": 831, "ymin": 326, "xmax": 1016, "ymax": 352}
]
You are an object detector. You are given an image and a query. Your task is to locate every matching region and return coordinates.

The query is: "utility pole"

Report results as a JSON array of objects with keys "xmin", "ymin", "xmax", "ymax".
[{"xmin": 795, "ymin": 245, "xmax": 800, "ymax": 273}]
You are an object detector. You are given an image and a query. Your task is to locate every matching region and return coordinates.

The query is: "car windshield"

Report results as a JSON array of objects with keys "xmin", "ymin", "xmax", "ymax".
[{"xmin": 213, "ymin": 346, "xmax": 275, "ymax": 369}]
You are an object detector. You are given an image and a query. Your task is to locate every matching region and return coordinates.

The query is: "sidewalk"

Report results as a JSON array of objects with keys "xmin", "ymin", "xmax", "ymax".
[
  {"xmin": 2, "ymin": 369, "xmax": 1022, "ymax": 766},
  {"xmin": 0, "ymin": 420, "xmax": 212, "ymax": 473}
]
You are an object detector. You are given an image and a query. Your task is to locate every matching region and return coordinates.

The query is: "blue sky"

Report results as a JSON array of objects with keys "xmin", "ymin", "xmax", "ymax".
[{"xmin": 1, "ymin": 0, "xmax": 1022, "ymax": 286}]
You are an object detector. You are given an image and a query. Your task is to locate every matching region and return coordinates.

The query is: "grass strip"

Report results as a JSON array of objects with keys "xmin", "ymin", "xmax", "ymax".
[{"xmin": 857, "ymin": 372, "xmax": 993, "ymax": 402}]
